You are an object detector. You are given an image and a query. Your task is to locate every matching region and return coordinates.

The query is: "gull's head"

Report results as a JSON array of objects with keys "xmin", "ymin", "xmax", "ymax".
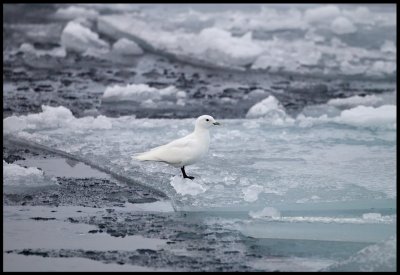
[{"xmin": 195, "ymin": 115, "xmax": 220, "ymax": 129}]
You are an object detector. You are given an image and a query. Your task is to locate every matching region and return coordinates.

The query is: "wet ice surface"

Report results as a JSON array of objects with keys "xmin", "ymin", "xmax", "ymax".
[{"xmin": 3, "ymin": 97, "xmax": 396, "ymax": 271}]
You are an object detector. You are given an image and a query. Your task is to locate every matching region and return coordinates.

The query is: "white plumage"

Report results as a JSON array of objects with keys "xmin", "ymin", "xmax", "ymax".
[{"xmin": 134, "ymin": 115, "xmax": 220, "ymax": 179}]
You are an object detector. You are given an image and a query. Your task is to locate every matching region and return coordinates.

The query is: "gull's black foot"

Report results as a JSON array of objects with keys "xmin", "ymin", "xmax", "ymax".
[{"xmin": 181, "ymin": 166, "xmax": 195, "ymax": 180}]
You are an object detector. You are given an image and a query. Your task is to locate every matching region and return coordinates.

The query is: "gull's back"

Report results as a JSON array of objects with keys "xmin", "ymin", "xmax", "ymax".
[{"xmin": 135, "ymin": 132, "xmax": 209, "ymax": 167}]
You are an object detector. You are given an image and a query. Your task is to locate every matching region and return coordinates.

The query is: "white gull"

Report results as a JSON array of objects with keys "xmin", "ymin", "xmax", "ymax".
[{"xmin": 134, "ymin": 115, "xmax": 220, "ymax": 179}]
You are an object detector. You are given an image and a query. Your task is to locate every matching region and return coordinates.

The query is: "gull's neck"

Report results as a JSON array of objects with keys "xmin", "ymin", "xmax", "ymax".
[{"xmin": 193, "ymin": 125, "xmax": 210, "ymax": 137}]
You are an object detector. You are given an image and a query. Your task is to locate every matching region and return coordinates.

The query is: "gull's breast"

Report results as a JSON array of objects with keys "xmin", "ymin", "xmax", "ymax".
[{"xmin": 181, "ymin": 137, "xmax": 210, "ymax": 166}]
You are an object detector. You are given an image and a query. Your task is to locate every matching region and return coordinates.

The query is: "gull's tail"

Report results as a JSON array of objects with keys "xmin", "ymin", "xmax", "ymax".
[{"xmin": 133, "ymin": 150, "xmax": 161, "ymax": 162}]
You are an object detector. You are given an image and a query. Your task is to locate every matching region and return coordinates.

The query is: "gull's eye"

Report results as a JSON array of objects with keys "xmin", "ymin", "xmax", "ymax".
[{"xmin": 206, "ymin": 119, "xmax": 209, "ymax": 122}]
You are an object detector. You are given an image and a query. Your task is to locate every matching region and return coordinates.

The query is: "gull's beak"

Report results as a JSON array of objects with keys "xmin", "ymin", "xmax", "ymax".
[{"xmin": 213, "ymin": 121, "xmax": 221, "ymax": 125}]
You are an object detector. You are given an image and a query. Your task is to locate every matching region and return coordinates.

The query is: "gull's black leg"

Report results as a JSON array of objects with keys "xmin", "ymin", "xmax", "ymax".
[{"xmin": 181, "ymin": 166, "xmax": 194, "ymax": 180}]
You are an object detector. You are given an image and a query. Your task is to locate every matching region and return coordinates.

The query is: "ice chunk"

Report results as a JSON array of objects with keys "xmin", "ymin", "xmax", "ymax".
[
  {"xmin": 245, "ymin": 95, "xmax": 294, "ymax": 125},
  {"xmin": 99, "ymin": 15, "xmax": 263, "ymax": 68},
  {"xmin": 298, "ymin": 103, "xmax": 397, "ymax": 130},
  {"xmin": 242, "ymin": 184, "xmax": 264, "ymax": 202},
  {"xmin": 61, "ymin": 21, "xmax": 109, "ymax": 54},
  {"xmin": 249, "ymin": 207, "xmax": 281, "ymax": 219},
  {"xmin": 331, "ymin": 17, "xmax": 357, "ymax": 34},
  {"xmin": 362, "ymin": 213, "xmax": 382, "ymax": 220},
  {"xmin": 367, "ymin": 61, "xmax": 396, "ymax": 76},
  {"xmin": 102, "ymin": 83, "xmax": 186, "ymax": 106},
  {"xmin": 334, "ymin": 105, "xmax": 396, "ymax": 129},
  {"xmin": 304, "ymin": 5, "xmax": 341, "ymax": 23},
  {"xmin": 3, "ymin": 161, "xmax": 55, "ymax": 189},
  {"xmin": 301, "ymin": 104, "xmax": 341, "ymax": 118},
  {"xmin": 54, "ymin": 5, "xmax": 99, "ymax": 20},
  {"xmin": 112, "ymin": 38, "xmax": 143, "ymax": 55},
  {"xmin": 324, "ymin": 235, "xmax": 396, "ymax": 271},
  {"xmin": 339, "ymin": 61, "xmax": 367, "ymax": 76},
  {"xmin": 191, "ymin": 28, "xmax": 263, "ymax": 66},
  {"xmin": 3, "ymin": 160, "xmax": 43, "ymax": 179},
  {"xmin": 3, "ymin": 105, "xmax": 112, "ymax": 134},
  {"xmin": 343, "ymin": 6, "xmax": 373, "ymax": 25},
  {"xmin": 251, "ymin": 39, "xmax": 321, "ymax": 72},
  {"xmin": 380, "ymin": 40, "xmax": 396, "ymax": 54},
  {"xmin": 170, "ymin": 175, "xmax": 207, "ymax": 196},
  {"xmin": 19, "ymin": 43, "xmax": 66, "ymax": 58},
  {"xmin": 246, "ymin": 96, "xmax": 284, "ymax": 118},
  {"xmin": 328, "ymin": 94, "xmax": 383, "ymax": 108}
]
